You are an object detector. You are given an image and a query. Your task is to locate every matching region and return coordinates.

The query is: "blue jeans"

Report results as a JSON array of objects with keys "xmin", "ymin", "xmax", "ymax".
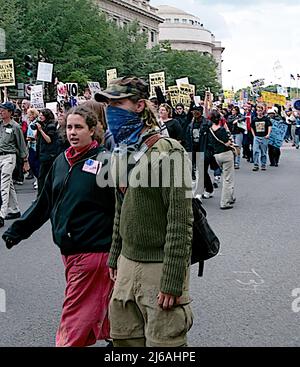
[
  {"xmin": 295, "ymin": 134, "xmax": 299, "ymax": 148},
  {"xmin": 253, "ymin": 136, "xmax": 268, "ymax": 167},
  {"xmin": 233, "ymin": 133, "xmax": 243, "ymax": 166}
]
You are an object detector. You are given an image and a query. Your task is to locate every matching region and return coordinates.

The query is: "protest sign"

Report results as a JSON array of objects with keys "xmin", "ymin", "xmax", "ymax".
[
  {"xmin": 37, "ymin": 62, "xmax": 53, "ymax": 82},
  {"xmin": 66, "ymin": 83, "xmax": 78, "ymax": 107},
  {"xmin": 176, "ymin": 77, "xmax": 189, "ymax": 88},
  {"xmin": 30, "ymin": 84, "xmax": 44, "ymax": 109},
  {"xmin": 179, "ymin": 83, "xmax": 195, "ymax": 108},
  {"xmin": 149, "ymin": 71, "xmax": 165, "ymax": 98},
  {"xmin": 106, "ymin": 69, "xmax": 117, "ymax": 87},
  {"xmin": 46, "ymin": 102, "xmax": 58, "ymax": 116},
  {"xmin": 87, "ymin": 82, "xmax": 101, "ymax": 98},
  {"xmin": 193, "ymin": 96, "xmax": 201, "ymax": 106},
  {"xmin": 261, "ymin": 91, "xmax": 286, "ymax": 106},
  {"xmin": 168, "ymin": 86, "xmax": 180, "ymax": 106},
  {"xmin": 0, "ymin": 59, "xmax": 15, "ymax": 87}
]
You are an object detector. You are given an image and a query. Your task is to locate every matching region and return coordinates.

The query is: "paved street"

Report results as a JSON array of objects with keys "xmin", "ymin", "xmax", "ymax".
[{"xmin": 0, "ymin": 144, "xmax": 299, "ymax": 347}]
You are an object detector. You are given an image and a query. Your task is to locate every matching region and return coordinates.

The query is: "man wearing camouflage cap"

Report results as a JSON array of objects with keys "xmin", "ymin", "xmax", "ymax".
[{"xmin": 98, "ymin": 77, "xmax": 194, "ymax": 347}]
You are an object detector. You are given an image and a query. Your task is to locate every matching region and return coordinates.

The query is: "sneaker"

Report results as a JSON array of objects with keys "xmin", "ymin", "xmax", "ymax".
[
  {"xmin": 261, "ymin": 166, "xmax": 266, "ymax": 171},
  {"xmin": 213, "ymin": 182, "xmax": 218, "ymax": 189},
  {"xmin": 234, "ymin": 165, "xmax": 240, "ymax": 169},
  {"xmin": 105, "ymin": 339, "xmax": 113, "ymax": 347},
  {"xmin": 0, "ymin": 217, "xmax": 4, "ymax": 228},
  {"xmin": 229, "ymin": 197, "xmax": 236, "ymax": 205},
  {"xmin": 202, "ymin": 191, "xmax": 214, "ymax": 199},
  {"xmin": 5, "ymin": 212, "xmax": 21, "ymax": 220},
  {"xmin": 220, "ymin": 205, "xmax": 233, "ymax": 210},
  {"xmin": 252, "ymin": 166, "xmax": 259, "ymax": 171}
]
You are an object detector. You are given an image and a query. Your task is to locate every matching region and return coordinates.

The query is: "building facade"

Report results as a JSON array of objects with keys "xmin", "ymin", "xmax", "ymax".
[
  {"xmin": 97, "ymin": 0, "xmax": 164, "ymax": 48},
  {"xmin": 157, "ymin": 5, "xmax": 224, "ymax": 84}
]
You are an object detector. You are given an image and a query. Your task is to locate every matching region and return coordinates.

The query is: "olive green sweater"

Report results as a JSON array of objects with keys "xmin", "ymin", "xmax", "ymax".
[{"xmin": 108, "ymin": 138, "xmax": 193, "ymax": 296}]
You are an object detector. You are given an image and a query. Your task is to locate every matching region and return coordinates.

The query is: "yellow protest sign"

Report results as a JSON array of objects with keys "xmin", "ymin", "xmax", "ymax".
[
  {"xmin": 261, "ymin": 91, "xmax": 286, "ymax": 106},
  {"xmin": 149, "ymin": 71, "xmax": 166, "ymax": 98},
  {"xmin": 0, "ymin": 59, "xmax": 15, "ymax": 87},
  {"xmin": 224, "ymin": 90, "xmax": 234, "ymax": 99},
  {"xmin": 179, "ymin": 83, "xmax": 195, "ymax": 108},
  {"xmin": 168, "ymin": 85, "xmax": 180, "ymax": 106}
]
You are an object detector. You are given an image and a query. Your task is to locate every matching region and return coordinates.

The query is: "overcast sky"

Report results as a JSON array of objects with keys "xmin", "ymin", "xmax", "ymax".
[{"xmin": 151, "ymin": 0, "xmax": 300, "ymax": 90}]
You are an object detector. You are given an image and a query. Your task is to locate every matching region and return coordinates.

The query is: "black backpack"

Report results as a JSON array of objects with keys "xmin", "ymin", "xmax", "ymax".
[{"xmin": 191, "ymin": 197, "xmax": 220, "ymax": 276}]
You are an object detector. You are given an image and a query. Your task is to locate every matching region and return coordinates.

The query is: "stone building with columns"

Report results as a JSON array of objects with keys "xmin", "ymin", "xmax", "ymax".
[
  {"xmin": 157, "ymin": 5, "xmax": 224, "ymax": 85},
  {"xmin": 97, "ymin": 0, "xmax": 164, "ymax": 48},
  {"xmin": 96, "ymin": 1, "xmax": 224, "ymax": 84}
]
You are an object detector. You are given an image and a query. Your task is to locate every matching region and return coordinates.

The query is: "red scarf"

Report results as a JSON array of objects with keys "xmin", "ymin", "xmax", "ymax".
[{"xmin": 65, "ymin": 140, "xmax": 99, "ymax": 167}]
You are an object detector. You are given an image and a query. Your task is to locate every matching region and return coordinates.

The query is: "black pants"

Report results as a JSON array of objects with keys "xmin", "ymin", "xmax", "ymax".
[
  {"xmin": 12, "ymin": 156, "xmax": 24, "ymax": 183},
  {"xmin": 192, "ymin": 151, "xmax": 213, "ymax": 193},
  {"xmin": 268, "ymin": 145, "xmax": 280, "ymax": 166},
  {"xmin": 242, "ymin": 132, "xmax": 253, "ymax": 161},
  {"xmin": 37, "ymin": 160, "xmax": 54, "ymax": 195}
]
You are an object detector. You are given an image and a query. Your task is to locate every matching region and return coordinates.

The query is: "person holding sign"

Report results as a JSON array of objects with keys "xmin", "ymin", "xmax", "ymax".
[{"xmin": 2, "ymin": 105, "xmax": 115, "ymax": 347}]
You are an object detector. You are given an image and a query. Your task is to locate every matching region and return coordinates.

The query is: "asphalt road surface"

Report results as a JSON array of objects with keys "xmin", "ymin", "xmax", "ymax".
[{"xmin": 0, "ymin": 143, "xmax": 299, "ymax": 347}]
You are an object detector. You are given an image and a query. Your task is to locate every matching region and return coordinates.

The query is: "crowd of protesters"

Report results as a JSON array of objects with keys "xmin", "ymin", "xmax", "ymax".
[{"xmin": 0, "ymin": 76, "xmax": 300, "ymax": 347}]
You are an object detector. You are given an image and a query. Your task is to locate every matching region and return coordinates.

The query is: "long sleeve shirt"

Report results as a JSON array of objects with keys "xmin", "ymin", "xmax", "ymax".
[{"xmin": 0, "ymin": 119, "xmax": 28, "ymax": 158}]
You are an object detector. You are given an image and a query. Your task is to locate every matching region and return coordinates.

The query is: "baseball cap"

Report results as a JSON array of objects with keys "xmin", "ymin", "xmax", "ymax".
[
  {"xmin": 191, "ymin": 105, "xmax": 204, "ymax": 113},
  {"xmin": 0, "ymin": 101, "xmax": 16, "ymax": 112},
  {"xmin": 95, "ymin": 76, "xmax": 149, "ymax": 102}
]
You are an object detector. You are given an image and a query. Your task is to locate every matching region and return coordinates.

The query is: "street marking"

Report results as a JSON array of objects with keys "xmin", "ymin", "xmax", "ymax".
[
  {"xmin": 233, "ymin": 269, "xmax": 265, "ymax": 293},
  {"xmin": 0, "ymin": 288, "xmax": 6, "ymax": 312}
]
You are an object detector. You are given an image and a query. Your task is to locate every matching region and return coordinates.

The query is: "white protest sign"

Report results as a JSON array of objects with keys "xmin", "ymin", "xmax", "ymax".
[
  {"xmin": 176, "ymin": 77, "xmax": 189, "ymax": 89},
  {"xmin": 30, "ymin": 84, "xmax": 44, "ymax": 109},
  {"xmin": 46, "ymin": 102, "xmax": 58, "ymax": 117},
  {"xmin": 149, "ymin": 71, "xmax": 166, "ymax": 98},
  {"xmin": 106, "ymin": 69, "xmax": 117, "ymax": 87},
  {"xmin": 37, "ymin": 62, "xmax": 53, "ymax": 82},
  {"xmin": 66, "ymin": 83, "xmax": 78, "ymax": 107},
  {"xmin": 88, "ymin": 82, "xmax": 101, "ymax": 98},
  {"xmin": 193, "ymin": 96, "xmax": 201, "ymax": 106}
]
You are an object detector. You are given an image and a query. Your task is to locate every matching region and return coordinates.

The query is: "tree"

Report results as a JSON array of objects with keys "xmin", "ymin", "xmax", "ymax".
[
  {"xmin": 147, "ymin": 44, "xmax": 221, "ymax": 97},
  {"xmin": 0, "ymin": 0, "xmax": 222, "ymax": 98}
]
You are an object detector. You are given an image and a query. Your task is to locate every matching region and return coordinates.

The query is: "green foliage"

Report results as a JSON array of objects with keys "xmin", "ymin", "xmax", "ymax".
[{"xmin": 0, "ymin": 0, "xmax": 221, "ymax": 98}]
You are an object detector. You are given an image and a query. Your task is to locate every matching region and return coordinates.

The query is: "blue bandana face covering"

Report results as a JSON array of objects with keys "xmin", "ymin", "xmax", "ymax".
[{"xmin": 106, "ymin": 106, "xmax": 144, "ymax": 146}]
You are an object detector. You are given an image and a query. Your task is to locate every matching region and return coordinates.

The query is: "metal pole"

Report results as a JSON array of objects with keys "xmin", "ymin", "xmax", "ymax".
[{"xmin": 3, "ymin": 86, "xmax": 8, "ymax": 102}]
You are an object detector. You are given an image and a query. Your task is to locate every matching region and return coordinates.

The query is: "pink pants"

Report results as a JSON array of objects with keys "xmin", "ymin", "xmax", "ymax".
[{"xmin": 56, "ymin": 252, "xmax": 113, "ymax": 347}]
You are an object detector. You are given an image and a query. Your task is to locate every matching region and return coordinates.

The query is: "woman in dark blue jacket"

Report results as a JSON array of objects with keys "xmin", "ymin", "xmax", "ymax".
[{"xmin": 3, "ymin": 105, "xmax": 115, "ymax": 347}]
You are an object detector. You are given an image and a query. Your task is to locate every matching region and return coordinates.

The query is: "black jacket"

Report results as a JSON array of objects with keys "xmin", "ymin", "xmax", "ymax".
[
  {"xmin": 3, "ymin": 146, "xmax": 115, "ymax": 255},
  {"xmin": 36, "ymin": 121, "xmax": 61, "ymax": 162},
  {"xmin": 186, "ymin": 117, "xmax": 211, "ymax": 155}
]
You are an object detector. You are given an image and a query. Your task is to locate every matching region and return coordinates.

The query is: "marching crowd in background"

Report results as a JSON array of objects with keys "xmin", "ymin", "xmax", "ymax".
[{"xmin": 0, "ymin": 76, "xmax": 300, "ymax": 347}]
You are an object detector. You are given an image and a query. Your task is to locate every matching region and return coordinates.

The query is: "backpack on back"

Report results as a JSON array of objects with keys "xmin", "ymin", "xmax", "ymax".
[{"xmin": 191, "ymin": 197, "xmax": 220, "ymax": 276}]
